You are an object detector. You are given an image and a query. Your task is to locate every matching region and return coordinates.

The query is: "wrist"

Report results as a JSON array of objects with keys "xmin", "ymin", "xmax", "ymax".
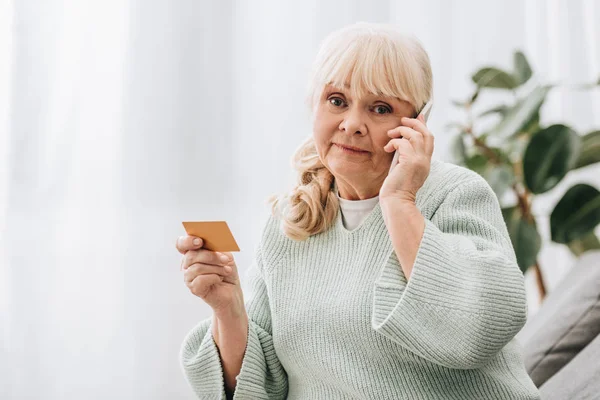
[
  {"xmin": 215, "ymin": 307, "xmax": 247, "ymax": 324},
  {"xmin": 380, "ymin": 197, "xmax": 420, "ymax": 226},
  {"xmin": 380, "ymin": 196, "xmax": 417, "ymax": 209},
  {"xmin": 216, "ymin": 296, "xmax": 246, "ymax": 322},
  {"xmin": 379, "ymin": 189, "xmax": 417, "ymax": 205},
  {"xmin": 213, "ymin": 308, "xmax": 248, "ymax": 345}
]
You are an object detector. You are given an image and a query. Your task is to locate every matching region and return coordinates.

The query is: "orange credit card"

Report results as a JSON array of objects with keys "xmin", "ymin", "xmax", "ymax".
[{"xmin": 181, "ymin": 221, "xmax": 240, "ymax": 252}]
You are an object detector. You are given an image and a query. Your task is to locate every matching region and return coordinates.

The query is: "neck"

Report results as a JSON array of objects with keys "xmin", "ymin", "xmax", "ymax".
[{"xmin": 335, "ymin": 181, "xmax": 380, "ymax": 201}]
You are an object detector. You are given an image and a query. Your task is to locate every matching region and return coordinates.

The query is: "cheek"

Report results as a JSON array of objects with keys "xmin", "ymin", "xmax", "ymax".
[
  {"xmin": 375, "ymin": 133, "xmax": 392, "ymax": 152},
  {"xmin": 313, "ymin": 115, "xmax": 338, "ymax": 143},
  {"xmin": 311, "ymin": 120, "xmax": 328, "ymax": 154}
]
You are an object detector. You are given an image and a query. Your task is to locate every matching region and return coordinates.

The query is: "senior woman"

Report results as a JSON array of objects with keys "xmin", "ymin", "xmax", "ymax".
[{"xmin": 177, "ymin": 22, "xmax": 541, "ymax": 399}]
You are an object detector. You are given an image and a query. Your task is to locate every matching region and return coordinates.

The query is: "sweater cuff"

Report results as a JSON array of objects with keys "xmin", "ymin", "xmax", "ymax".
[
  {"xmin": 180, "ymin": 318, "xmax": 227, "ymax": 399},
  {"xmin": 233, "ymin": 320, "xmax": 268, "ymax": 398},
  {"xmin": 233, "ymin": 319, "xmax": 288, "ymax": 399},
  {"xmin": 375, "ymin": 217, "xmax": 519, "ymax": 313},
  {"xmin": 371, "ymin": 218, "xmax": 526, "ymax": 369}
]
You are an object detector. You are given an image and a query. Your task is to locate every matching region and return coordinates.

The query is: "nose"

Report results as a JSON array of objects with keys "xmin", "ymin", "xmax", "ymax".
[{"xmin": 339, "ymin": 106, "xmax": 367, "ymax": 136}]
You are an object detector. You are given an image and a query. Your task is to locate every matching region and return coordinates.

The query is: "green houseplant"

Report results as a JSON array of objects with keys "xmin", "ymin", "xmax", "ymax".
[{"xmin": 448, "ymin": 50, "xmax": 600, "ymax": 299}]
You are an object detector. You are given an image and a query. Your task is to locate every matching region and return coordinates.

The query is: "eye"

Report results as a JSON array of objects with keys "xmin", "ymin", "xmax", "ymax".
[
  {"xmin": 373, "ymin": 105, "xmax": 392, "ymax": 115},
  {"xmin": 328, "ymin": 96, "xmax": 346, "ymax": 107}
]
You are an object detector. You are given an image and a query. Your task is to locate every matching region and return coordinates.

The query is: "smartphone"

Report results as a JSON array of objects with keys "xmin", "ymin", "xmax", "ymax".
[{"xmin": 388, "ymin": 99, "xmax": 433, "ymax": 174}]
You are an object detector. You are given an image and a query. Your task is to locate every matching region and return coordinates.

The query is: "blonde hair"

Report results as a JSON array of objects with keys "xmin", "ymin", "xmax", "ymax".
[{"xmin": 267, "ymin": 22, "xmax": 433, "ymax": 241}]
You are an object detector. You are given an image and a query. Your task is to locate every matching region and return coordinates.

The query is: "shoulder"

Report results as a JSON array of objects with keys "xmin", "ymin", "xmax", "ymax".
[
  {"xmin": 428, "ymin": 159, "xmax": 487, "ymax": 186},
  {"xmin": 253, "ymin": 196, "xmax": 294, "ymax": 268},
  {"xmin": 416, "ymin": 159, "xmax": 496, "ymax": 217}
]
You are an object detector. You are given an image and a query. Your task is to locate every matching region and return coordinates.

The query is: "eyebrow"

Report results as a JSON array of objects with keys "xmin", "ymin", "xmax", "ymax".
[{"xmin": 326, "ymin": 86, "xmax": 402, "ymax": 103}]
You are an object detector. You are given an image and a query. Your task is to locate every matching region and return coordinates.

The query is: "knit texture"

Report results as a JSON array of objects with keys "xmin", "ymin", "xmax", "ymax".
[{"xmin": 180, "ymin": 159, "xmax": 541, "ymax": 399}]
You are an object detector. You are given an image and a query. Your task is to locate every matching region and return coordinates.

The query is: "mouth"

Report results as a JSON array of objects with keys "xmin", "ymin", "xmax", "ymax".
[{"xmin": 334, "ymin": 143, "xmax": 369, "ymax": 154}]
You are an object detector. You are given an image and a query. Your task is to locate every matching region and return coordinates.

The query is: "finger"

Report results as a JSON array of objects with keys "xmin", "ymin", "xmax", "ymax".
[
  {"xmin": 425, "ymin": 132, "xmax": 434, "ymax": 156},
  {"xmin": 184, "ymin": 263, "xmax": 231, "ymax": 283},
  {"xmin": 387, "ymin": 118, "xmax": 429, "ymax": 138},
  {"xmin": 220, "ymin": 252, "xmax": 234, "ymax": 266},
  {"xmin": 187, "ymin": 274, "xmax": 223, "ymax": 297},
  {"xmin": 183, "ymin": 249, "xmax": 230, "ymax": 271},
  {"xmin": 184, "ymin": 264, "xmax": 231, "ymax": 286},
  {"xmin": 417, "ymin": 114, "xmax": 435, "ymax": 155},
  {"xmin": 384, "ymin": 137, "xmax": 414, "ymax": 154},
  {"xmin": 402, "ymin": 116, "xmax": 434, "ymax": 154},
  {"xmin": 387, "ymin": 126, "xmax": 425, "ymax": 154},
  {"xmin": 401, "ymin": 116, "xmax": 431, "ymax": 139},
  {"xmin": 176, "ymin": 235, "xmax": 204, "ymax": 255},
  {"xmin": 401, "ymin": 116, "xmax": 427, "ymax": 132}
]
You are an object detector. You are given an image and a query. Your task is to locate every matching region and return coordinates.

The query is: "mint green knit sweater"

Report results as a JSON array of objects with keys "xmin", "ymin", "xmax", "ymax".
[{"xmin": 180, "ymin": 160, "xmax": 541, "ymax": 399}]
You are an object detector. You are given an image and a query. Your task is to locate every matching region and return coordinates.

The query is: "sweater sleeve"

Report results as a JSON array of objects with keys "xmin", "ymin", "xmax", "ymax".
[
  {"xmin": 180, "ymin": 240, "xmax": 289, "ymax": 399},
  {"xmin": 371, "ymin": 175, "xmax": 528, "ymax": 370}
]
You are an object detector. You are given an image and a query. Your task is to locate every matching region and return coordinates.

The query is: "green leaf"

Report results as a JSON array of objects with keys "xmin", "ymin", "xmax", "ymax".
[
  {"xmin": 513, "ymin": 50, "xmax": 532, "ymax": 85},
  {"xmin": 452, "ymin": 89, "xmax": 480, "ymax": 107},
  {"xmin": 574, "ymin": 130, "xmax": 600, "ymax": 169},
  {"xmin": 451, "ymin": 99, "xmax": 468, "ymax": 107},
  {"xmin": 482, "ymin": 164, "xmax": 516, "ymax": 199},
  {"xmin": 503, "ymin": 134, "xmax": 530, "ymax": 162},
  {"xmin": 519, "ymin": 111, "xmax": 541, "ymax": 137},
  {"xmin": 477, "ymin": 105, "xmax": 509, "ymax": 118},
  {"xmin": 502, "ymin": 206, "xmax": 541, "ymax": 273},
  {"xmin": 472, "ymin": 67, "xmax": 519, "ymax": 89},
  {"xmin": 480, "ymin": 146, "xmax": 512, "ymax": 165},
  {"xmin": 490, "ymin": 85, "xmax": 551, "ymax": 139},
  {"xmin": 551, "ymin": 184, "xmax": 600, "ymax": 244},
  {"xmin": 567, "ymin": 230, "xmax": 600, "ymax": 257},
  {"xmin": 465, "ymin": 153, "xmax": 488, "ymax": 173},
  {"xmin": 523, "ymin": 124, "xmax": 581, "ymax": 194}
]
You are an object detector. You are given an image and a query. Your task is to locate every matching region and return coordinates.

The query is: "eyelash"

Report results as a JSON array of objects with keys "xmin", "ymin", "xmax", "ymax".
[{"xmin": 327, "ymin": 96, "xmax": 392, "ymax": 115}]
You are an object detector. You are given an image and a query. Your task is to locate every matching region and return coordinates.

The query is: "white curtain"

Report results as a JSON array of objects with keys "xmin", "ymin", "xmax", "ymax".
[{"xmin": 1, "ymin": 0, "xmax": 598, "ymax": 398}]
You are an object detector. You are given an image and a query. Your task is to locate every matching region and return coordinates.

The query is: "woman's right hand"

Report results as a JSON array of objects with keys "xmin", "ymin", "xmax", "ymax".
[{"xmin": 176, "ymin": 235, "xmax": 245, "ymax": 317}]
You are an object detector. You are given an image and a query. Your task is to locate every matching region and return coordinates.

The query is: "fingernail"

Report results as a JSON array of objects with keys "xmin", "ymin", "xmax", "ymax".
[
  {"xmin": 224, "ymin": 266, "xmax": 232, "ymax": 273},
  {"xmin": 193, "ymin": 238, "xmax": 201, "ymax": 245},
  {"xmin": 220, "ymin": 254, "xmax": 229, "ymax": 262}
]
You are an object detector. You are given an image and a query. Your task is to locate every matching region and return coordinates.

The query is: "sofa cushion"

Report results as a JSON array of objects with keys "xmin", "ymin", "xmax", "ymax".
[
  {"xmin": 515, "ymin": 250, "xmax": 600, "ymax": 387},
  {"xmin": 539, "ymin": 332, "xmax": 600, "ymax": 399}
]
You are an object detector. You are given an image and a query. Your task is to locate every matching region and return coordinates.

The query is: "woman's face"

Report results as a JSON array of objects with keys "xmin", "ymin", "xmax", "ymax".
[{"xmin": 312, "ymin": 83, "xmax": 416, "ymax": 200}]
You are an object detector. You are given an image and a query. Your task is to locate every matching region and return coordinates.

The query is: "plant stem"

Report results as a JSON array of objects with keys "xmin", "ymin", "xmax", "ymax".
[
  {"xmin": 533, "ymin": 261, "xmax": 546, "ymax": 300},
  {"xmin": 511, "ymin": 183, "xmax": 533, "ymax": 222},
  {"xmin": 466, "ymin": 129, "xmax": 503, "ymax": 164},
  {"xmin": 464, "ymin": 102, "xmax": 547, "ymax": 298},
  {"xmin": 463, "ymin": 104, "xmax": 502, "ymax": 165},
  {"xmin": 512, "ymin": 183, "xmax": 547, "ymax": 299}
]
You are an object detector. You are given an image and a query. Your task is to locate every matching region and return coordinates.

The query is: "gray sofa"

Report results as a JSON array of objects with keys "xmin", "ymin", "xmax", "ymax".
[{"xmin": 515, "ymin": 250, "xmax": 600, "ymax": 399}]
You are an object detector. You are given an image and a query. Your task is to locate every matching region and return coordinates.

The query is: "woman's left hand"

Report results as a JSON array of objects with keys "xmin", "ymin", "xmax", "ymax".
[{"xmin": 380, "ymin": 113, "xmax": 434, "ymax": 203}]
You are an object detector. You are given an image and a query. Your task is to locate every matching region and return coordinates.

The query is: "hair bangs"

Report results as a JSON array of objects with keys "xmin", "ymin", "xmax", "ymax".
[{"xmin": 306, "ymin": 23, "xmax": 432, "ymax": 115}]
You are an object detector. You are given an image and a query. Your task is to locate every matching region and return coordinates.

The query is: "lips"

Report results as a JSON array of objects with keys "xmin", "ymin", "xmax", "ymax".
[{"xmin": 335, "ymin": 143, "xmax": 369, "ymax": 153}]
